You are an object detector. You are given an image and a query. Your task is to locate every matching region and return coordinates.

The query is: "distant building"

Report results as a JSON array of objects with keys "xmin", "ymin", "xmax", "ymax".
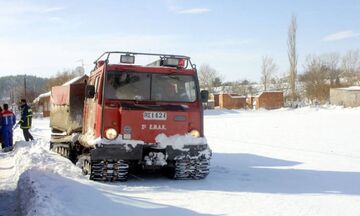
[
  {"xmin": 208, "ymin": 91, "xmax": 284, "ymax": 110},
  {"xmin": 254, "ymin": 91, "xmax": 284, "ymax": 110},
  {"xmin": 33, "ymin": 91, "xmax": 51, "ymax": 117},
  {"xmin": 208, "ymin": 93, "xmax": 247, "ymax": 109},
  {"xmin": 330, "ymin": 86, "xmax": 360, "ymax": 107}
]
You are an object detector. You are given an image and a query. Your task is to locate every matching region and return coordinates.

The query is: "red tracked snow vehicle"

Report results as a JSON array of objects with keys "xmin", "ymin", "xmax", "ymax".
[{"xmin": 50, "ymin": 51, "xmax": 211, "ymax": 181}]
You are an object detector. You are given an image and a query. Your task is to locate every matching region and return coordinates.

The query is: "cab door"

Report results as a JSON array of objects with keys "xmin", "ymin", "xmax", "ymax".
[{"xmin": 83, "ymin": 74, "xmax": 102, "ymax": 137}]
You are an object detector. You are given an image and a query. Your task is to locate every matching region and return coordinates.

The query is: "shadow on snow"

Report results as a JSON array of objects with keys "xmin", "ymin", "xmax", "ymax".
[
  {"xmin": 17, "ymin": 169, "xmax": 216, "ymax": 216},
  {"xmin": 0, "ymin": 189, "xmax": 17, "ymax": 216},
  {"xmin": 123, "ymin": 153, "xmax": 360, "ymax": 196}
]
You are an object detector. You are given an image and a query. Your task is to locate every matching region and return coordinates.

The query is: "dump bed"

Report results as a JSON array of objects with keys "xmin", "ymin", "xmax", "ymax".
[{"xmin": 50, "ymin": 83, "xmax": 86, "ymax": 134}]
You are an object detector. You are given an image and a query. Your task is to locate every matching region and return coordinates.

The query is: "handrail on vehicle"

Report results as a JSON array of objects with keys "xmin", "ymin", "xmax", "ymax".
[{"xmin": 93, "ymin": 51, "xmax": 195, "ymax": 70}]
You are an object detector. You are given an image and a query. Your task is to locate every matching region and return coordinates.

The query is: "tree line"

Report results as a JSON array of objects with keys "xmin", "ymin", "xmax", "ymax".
[
  {"xmin": 0, "ymin": 66, "xmax": 85, "ymax": 104},
  {"xmin": 197, "ymin": 15, "xmax": 360, "ymax": 105},
  {"xmin": 0, "ymin": 75, "xmax": 46, "ymax": 104}
]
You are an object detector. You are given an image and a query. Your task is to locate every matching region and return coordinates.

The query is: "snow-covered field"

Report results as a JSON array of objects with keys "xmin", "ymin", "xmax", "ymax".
[{"xmin": 1, "ymin": 106, "xmax": 360, "ymax": 216}]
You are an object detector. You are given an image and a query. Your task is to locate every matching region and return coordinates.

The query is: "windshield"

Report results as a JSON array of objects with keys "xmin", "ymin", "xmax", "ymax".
[{"xmin": 105, "ymin": 71, "xmax": 197, "ymax": 102}]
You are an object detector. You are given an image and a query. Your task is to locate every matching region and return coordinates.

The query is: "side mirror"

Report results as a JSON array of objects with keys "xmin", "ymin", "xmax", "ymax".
[
  {"xmin": 200, "ymin": 90, "xmax": 209, "ymax": 103},
  {"xmin": 85, "ymin": 85, "xmax": 95, "ymax": 98}
]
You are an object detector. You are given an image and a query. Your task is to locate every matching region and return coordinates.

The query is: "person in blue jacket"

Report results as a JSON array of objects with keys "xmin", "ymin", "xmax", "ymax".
[
  {"xmin": 1, "ymin": 104, "xmax": 16, "ymax": 151},
  {"xmin": 0, "ymin": 106, "xmax": 3, "ymax": 149},
  {"xmin": 19, "ymin": 99, "xmax": 34, "ymax": 141}
]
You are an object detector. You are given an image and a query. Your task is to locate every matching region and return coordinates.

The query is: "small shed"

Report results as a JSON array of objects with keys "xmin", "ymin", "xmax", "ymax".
[
  {"xmin": 330, "ymin": 86, "xmax": 360, "ymax": 107},
  {"xmin": 33, "ymin": 92, "xmax": 51, "ymax": 117},
  {"xmin": 255, "ymin": 91, "xmax": 283, "ymax": 110},
  {"xmin": 219, "ymin": 94, "xmax": 247, "ymax": 109}
]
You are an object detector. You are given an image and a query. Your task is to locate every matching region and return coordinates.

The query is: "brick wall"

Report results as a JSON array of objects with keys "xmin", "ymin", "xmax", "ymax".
[
  {"xmin": 219, "ymin": 94, "xmax": 247, "ymax": 109},
  {"xmin": 256, "ymin": 92, "xmax": 283, "ymax": 109}
]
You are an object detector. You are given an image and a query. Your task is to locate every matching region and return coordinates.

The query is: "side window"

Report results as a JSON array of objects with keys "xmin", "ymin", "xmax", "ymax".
[
  {"xmin": 94, "ymin": 76, "xmax": 100, "ymax": 91},
  {"xmin": 94, "ymin": 76, "xmax": 100, "ymax": 98}
]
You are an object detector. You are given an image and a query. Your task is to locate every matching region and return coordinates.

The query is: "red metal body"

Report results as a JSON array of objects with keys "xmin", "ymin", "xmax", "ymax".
[
  {"xmin": 82, "ymin": 63, "xmax": 203, "ymax": 144},
  {"xmin": 50, "ymin": 52, "xmax": 210, "ymax": 181}
]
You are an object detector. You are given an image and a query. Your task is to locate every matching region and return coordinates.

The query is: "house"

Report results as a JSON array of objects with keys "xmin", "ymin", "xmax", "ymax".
[{"xmin": 330, "ymin": 86, "xmax": 360, "ymax": 107}]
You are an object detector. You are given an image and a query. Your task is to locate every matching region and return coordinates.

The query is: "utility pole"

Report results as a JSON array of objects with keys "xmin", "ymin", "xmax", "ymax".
[
  {"xmin": 76, "ymin": 59, "xmax": 85, "ymax": 69},
  {"xmin": 80, "ymin": 59, "xmax": 84, "ymax": 68},
  {"xmin": 76, "ymin": 59, "xmax": 86, "ymax": 75},
  {"xmin": 24, "ymin": 74, "xmax": 27, "ymax": 99}
]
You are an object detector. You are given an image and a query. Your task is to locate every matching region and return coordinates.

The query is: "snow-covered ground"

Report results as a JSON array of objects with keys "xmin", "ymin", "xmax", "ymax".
[{"xmin": 1, "ymin": 106, "xmax": 360, "ymax": 216}]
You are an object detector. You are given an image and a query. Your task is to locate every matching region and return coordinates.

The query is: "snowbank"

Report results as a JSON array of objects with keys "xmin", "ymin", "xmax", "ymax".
[
  {"xmin": 2, "ymin": 107, "xmax": 360, "ymax": 216},
  {"xmin": 155, "ymin": 133, "xmax": 207, "ymax": 150}
]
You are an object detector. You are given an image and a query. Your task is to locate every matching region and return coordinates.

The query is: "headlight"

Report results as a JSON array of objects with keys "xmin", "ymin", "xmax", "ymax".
[
  {"xmin": 105, "ymin": 128, "xmax": 118, "ymax": 140},
  {"xmin": 190, "ymin": 129, "xmax": 200, "ymax": 138}
]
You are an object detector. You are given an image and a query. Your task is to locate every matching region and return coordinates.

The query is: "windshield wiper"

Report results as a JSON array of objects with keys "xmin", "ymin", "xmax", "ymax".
[{"xmin": 120, "ymin": 103, "xmax": 187, "ymax": 111}]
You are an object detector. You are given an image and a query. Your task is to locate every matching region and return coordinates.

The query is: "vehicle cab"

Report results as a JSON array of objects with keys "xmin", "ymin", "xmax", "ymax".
[{"xmin": 79, "ymin": 52, "xmax": 211, "ymax": 181}]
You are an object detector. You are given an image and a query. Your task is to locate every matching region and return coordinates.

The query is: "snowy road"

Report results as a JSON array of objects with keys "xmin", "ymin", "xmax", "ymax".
[
  {"xmin": 1, "ymin": 106, "xmax": 360, "ymax": 215},
  {"xmin": 0, "ymin": 152, "xmax": 17, "ymax": 216}
]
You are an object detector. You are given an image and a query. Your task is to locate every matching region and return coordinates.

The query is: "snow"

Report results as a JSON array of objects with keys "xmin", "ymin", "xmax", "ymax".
[
  {"xmin": 338, "ymin": 86, "xmax": 360, "ymax": 91},
  {"xmin": 83, "ymin": 131, "xmax": 207, "ymax": 153},
  {"xmin": 33, "ymin": 91, "xmax": 51, "ymax": 104},
  {"xmin": 1, "ymin": 107, "xmax": 360, "ymax": 215},
  {"xmin": 228, "ymin": 95, "xmax": 246, "ymax": 99},
  {"xmin": 155, "ymin": 133, "xmax": 207, "ymax": 150},
  {"xmin": 61, "ymin": 74, "xmax": 87, "ymax": 86},
  {"xmin": 144, "ymin": 152, "xmax": 167, "ymax": 166},
  {"xmin": 88, "ymin": 134, "xmax": 145, "ymax": 149}
]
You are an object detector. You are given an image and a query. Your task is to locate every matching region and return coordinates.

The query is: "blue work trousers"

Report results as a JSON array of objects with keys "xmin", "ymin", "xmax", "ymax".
[{"xmin": 2, "ymin": 126, "xmax": 13, "ymax": 148}]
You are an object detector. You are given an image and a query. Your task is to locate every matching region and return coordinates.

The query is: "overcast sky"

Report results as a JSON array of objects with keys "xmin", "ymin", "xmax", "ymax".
[{"xmin": 0, "ymin": 0, "xmax": 359, "ymax": 81}]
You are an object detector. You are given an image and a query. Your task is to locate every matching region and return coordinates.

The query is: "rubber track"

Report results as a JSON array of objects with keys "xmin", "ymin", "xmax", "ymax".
[
  {"xmin": 90, "ymin": 160, "xmax": 129, "ymax": 181},
  {"xmin": 174, "ymin": 158, "xmax": 210, "ymax": 180}
]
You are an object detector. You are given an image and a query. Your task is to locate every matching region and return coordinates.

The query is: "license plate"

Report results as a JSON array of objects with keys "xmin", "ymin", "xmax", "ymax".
[{"xmin": 143, "ymin": 112, "xmax": 167, "ymax": 120}]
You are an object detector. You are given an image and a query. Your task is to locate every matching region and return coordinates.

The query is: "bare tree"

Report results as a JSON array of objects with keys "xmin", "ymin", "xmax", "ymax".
[
  {"xmin": 300, "ymin": 55, "xmax": 329, "ymax": 103},
  {"xmin": 321, "ymin": 53, "xmax": 341, "ymax": 87},
  {"xmin": 341, "ymin": 49, "xmax": 360, "ymax": 85},
  {"xmin": 213, "ymin": 77, "xmax": 222, "ymax": 87},
  {"xmin": 342, "ymin": 49, "xmax": 360, "ymax": 73},
  {"xmin": 261, "ymin": 56, "xmax": 278, "ymax": 91},
  {"xmin": 45, "ymin": 67, "xmax": 85, "ymax": 91},
  {"xmin": 198, "ymin": 64, "xmax": 220, "ymax": 93},
  {"xmin": 270, "ymin": 75, "xmax": 287, "ymax": 91},
  {"xmin": 224, "ymin": 79, "xmax": 256, "ymax": 96},
  {"xmin": 73, "ymin": 66, "xmax": 85, "ymax": 76},
  {"xmin": 228, "ymin": 81, "xmax": 246, "ymax": 95},
  {"xmin": 287, "ymin": 15, "xmax": 298, "ymax": 101}
]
